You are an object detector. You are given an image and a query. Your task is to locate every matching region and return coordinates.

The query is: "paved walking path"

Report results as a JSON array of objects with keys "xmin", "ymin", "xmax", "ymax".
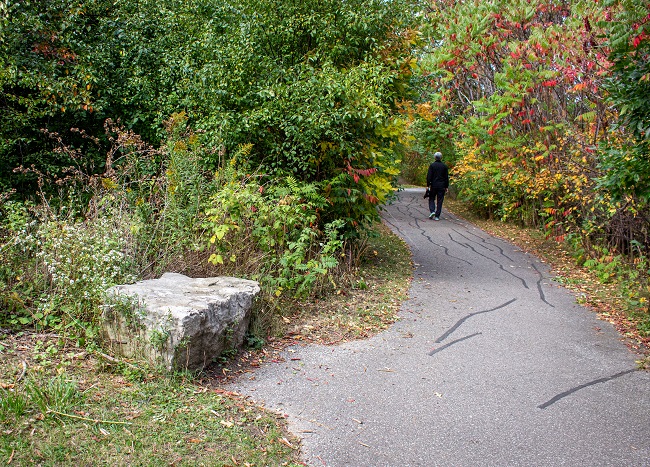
[{"xmin": 230, "ymin": 188, "xmax": 650, "ymax": 466}]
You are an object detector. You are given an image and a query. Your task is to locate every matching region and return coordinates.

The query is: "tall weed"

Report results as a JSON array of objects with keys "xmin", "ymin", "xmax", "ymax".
[
  {"xmin": 0, "ymin": 113, "xmax": 214, "ymax": 335},
  {"xmin": 0, "ymin": 388, "xmax": 28, "ymax": 420},
  {"xmin": 26, "ymin": 375, "xmax": 83, "ymax": 416}
]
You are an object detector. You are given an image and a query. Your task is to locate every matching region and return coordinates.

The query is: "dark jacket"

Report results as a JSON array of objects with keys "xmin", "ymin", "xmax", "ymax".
[{"xmin": 427, "ymin": 161, "xmax": 449, "ymax": 190}]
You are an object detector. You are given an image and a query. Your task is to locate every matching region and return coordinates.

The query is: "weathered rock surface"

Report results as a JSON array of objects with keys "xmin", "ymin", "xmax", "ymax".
[{"xmin": 103, "ymin": 273, "xmax": 260, "ymax": 370}]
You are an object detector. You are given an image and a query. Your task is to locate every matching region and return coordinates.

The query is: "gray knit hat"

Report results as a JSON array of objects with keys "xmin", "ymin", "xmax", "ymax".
[{"xmin": 434, "ymin": 151, "xmax": 442, "ymax": 160}]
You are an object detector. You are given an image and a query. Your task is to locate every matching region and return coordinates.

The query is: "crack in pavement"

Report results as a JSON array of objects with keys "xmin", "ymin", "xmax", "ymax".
[
  {"xmin": 451, "ymin": 228, "xmax": 498, "ymax": 254},
  {"xmin": 448, "ymin": 233, "xmax": 529, "ymax": 289},
  {"xmin": 538, "ymin": 369, "xmax": 638, "ymax": 409},
  {"xmin": 413, "ymin": 218, "xmax": 472, "ymax": 265},
  {"xmin": 434, "ymin": 298, "xmax": 518, "ymax": 343},
  {"xmin": 429, "ymin": 332, "xmax": 483, "ymax": 356},
  {"xmin": 531, "ymin": 261, "xmax": 555, "ymax": 308},
  {"xmin": 453, "ymin": 228, "xmax": 515, "ymax": 263}
]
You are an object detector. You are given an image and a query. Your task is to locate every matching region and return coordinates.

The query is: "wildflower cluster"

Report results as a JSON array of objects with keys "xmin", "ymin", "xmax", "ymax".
[
  {"xmin": 34, "ymin": 217, "xmax": 134, "ymax": 295},
  {"xmin": 2, "ymin": 210, "xmax": 135, "ymax": 330}
]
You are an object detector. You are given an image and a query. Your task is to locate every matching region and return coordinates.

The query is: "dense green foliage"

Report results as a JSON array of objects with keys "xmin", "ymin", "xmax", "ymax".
[
  {"xmin": 599, "ymin": 0, "xmax": 650, "ymax": 202},
  {"xmin": 0, "ymin": 0, "xmax": 109, "ymax": 191},
  {"xmin": 1, "ymin": 0, "xmax": 419, "ymax": 229},
  {"xmin": 205, "ymin": 157, "xmax": 345, "ymax": 297}
]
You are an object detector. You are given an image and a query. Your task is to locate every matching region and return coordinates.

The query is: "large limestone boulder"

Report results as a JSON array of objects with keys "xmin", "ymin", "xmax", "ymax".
[{"xmin": 103, "ymin": 273, "xmax": 260, "ymax": 371}]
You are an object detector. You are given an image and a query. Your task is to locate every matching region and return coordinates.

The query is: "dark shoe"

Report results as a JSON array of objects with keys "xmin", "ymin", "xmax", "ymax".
[{"xmin": 429, "ymin": 212, "xmax": 435, "ymax": 219}]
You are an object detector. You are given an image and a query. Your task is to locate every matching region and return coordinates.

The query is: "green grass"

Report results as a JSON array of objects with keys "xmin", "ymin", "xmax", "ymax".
[{"xmin": 0, "ymin": 340, "xmax": 301, "ymax": 466}]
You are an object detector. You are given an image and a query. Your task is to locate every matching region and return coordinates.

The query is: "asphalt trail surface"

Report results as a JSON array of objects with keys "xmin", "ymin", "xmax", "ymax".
[{"xmin": 230, "ymin": 188, "xmax": 650, "ymax": 466}]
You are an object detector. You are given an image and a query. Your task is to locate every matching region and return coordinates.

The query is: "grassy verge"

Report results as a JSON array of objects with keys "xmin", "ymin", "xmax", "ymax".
[
  {"xmin": 446, "ymin": 197, "xmax": 649, "ymax": 365},
  {"xmin": 0, "ymin": 334, "xmax": 301, "ymax": 466},
  {"xmin": 0, "ymin": 222, "xmax": 413, "ymax": 465}
]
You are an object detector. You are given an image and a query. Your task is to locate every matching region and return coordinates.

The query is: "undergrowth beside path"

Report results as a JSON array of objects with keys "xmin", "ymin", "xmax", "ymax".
[{"xmin": 0, "ymin": 222, "xmax": 412, "ymax": 466}]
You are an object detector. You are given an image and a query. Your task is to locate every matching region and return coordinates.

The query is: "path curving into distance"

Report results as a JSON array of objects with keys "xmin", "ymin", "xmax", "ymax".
[{"xmin": 229, "ymin": 188, "xmax": 650, "ymax": 466}]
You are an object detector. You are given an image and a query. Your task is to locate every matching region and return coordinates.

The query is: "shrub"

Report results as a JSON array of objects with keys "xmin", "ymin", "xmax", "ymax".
[{"xmin": 205, "ymin": 150, "xmax": 344, "ymax": 298}]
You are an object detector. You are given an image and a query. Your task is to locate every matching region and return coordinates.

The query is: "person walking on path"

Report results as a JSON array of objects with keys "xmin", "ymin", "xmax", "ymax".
[{"xmin": 426, "ymin": 151, "xmax": 449, "ymax": 220}]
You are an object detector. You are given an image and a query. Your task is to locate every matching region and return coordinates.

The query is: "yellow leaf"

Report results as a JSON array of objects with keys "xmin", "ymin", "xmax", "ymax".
[
  {"xmin": 101, "ymin": 177, "xmax": 118, "ymax": 190},
  {"xmin": 208, "ymin": 254, "xmax": 224, "ymax": 265}
]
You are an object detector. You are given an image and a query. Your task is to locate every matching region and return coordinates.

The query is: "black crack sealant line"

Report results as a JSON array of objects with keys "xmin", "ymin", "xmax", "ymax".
[
  {"xmin": 381, "ymin": 216, "xmax": 418, "ymax": 249},
  {"xmin": 429, "ymin": 332, "xmax": 482, "ymax": 356},
  {"xmin": 531, "ymin": 261, "xmax": 555, "ymax": 308},
  {"xmin": 394, "ymin": 203, "xmax": 420, "ymax": 229},
  {"xmin": 453, "ymin": 228, "xmax": 515, "ymax": 263},
  {"xmin": 451, "ymin": 228, "xmax": 498, "ymax": 254},
  {"xmin": 403, "ymin": 192, "xmax": 443, "ymax": 226},
  {"xmin": 413, "ymin": 218, "xmax": 473, "ymax": 266},
  {"xmin": 448, "ymin": 233, "xmax": 529, "ymax": 289},
  {"xmin": 433, "ymin": 298, "xmax": 518, "ymax": 345},
  {"xmin": 537, "ymin": 369, "xmax": 638, "ymax": 409}
]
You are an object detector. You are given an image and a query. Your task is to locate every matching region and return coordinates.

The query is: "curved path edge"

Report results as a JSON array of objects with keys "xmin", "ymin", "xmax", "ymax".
[{"xmin": 229, "ymin": 188, "xmax": 650, "ymax": 467}]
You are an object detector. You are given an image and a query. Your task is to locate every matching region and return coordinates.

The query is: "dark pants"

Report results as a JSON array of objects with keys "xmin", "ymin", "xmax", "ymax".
[{"xmin": 428, "ymin": 188, "xmax": 446, "ymax": 217}]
